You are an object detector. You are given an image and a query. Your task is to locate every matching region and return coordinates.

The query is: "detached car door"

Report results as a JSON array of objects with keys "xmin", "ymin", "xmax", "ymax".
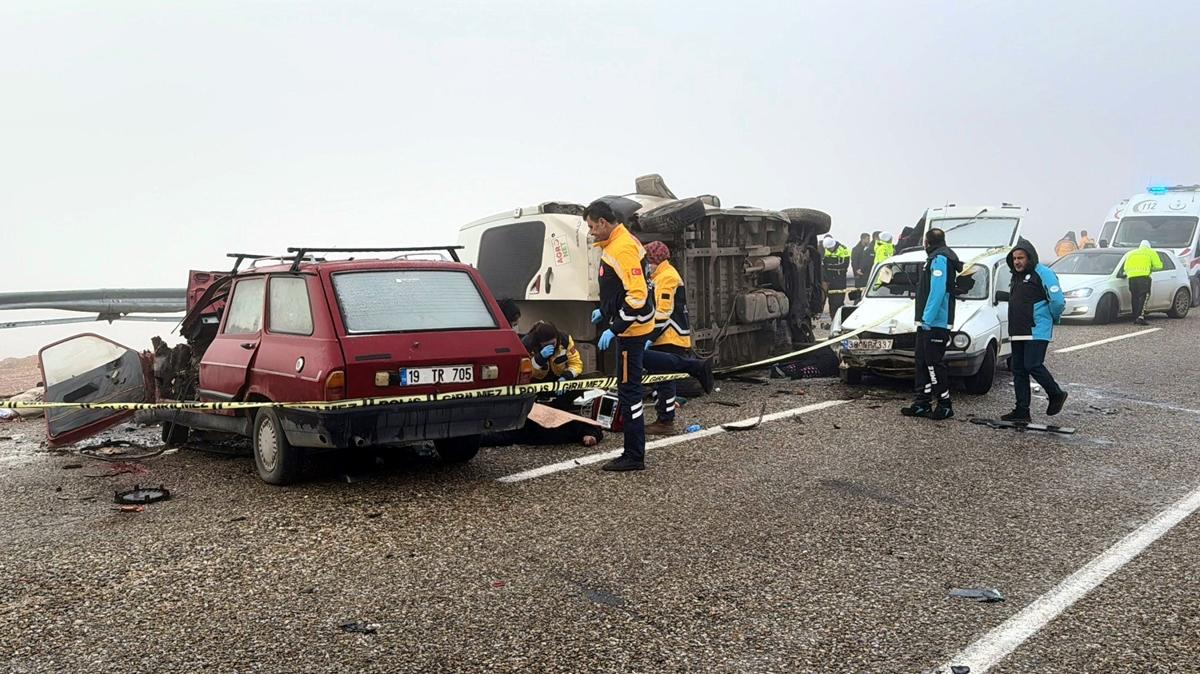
[
  {"xmin": 199, "ymin": 276, "xmax": 265, "ymax": 401},
  {"xmin": 38, "ymin": 334, "xmax": 154, "ymax": 447}
]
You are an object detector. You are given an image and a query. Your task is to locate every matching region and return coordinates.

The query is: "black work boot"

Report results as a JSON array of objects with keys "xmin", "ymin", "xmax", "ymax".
[
  {"xmin": 602, "ymin": 455, "xmax": 645, "ymax": 472},
  {"xmin": 900, "ymin": 402, "xmax": 933, "ymax": 417},
  {"xmin": 1001, "ymin": 409, "xmax": 1032, "ymax": 423},
  {"xmin": 929, "ymin": 402, "xmax": 954, "ymax": 420},
  {"xmin": 1046, "ymin": 390, "xmax": 1068, "ymax": 416},
  {"xmin": 1135, "ymin": 316, "xmax": 1149, "ymax": 326}
]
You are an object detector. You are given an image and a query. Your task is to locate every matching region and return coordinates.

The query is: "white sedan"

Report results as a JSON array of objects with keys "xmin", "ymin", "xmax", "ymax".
[{"xmin": 1051, "ymin": 248, "xmax": 1192, "ymax": 323}]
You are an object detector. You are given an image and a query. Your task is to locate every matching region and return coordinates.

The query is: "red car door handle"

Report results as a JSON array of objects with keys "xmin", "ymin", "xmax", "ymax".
[{"xmin": 240, "ymin": 342, "xmax": 256, "ymax": 350}]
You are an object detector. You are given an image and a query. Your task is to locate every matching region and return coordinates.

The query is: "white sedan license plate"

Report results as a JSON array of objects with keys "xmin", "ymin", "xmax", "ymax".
[
  {"xmin": 399, "ymin": 365, "xmax": 473, "ymax": 386},
  {"xmin": 844, "ymin": 338, "xmax": 893, "ymax": 351}
]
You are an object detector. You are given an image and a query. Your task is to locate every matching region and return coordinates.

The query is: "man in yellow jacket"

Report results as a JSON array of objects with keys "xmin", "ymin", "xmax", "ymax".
[
  {"xmin": 584, "ymin": 200, "xmax": 655, "ymax": 471},
  {"xmin": 874, "ymin": 232, "xmax": 895, "ymax": 265},
  {"xmin": 1124, "ymin": 240, "xmax": 1163, "ymax": 325},
  {"xmin": 640, "ymin": 241, "xmax": 715, "ymax": 436}
]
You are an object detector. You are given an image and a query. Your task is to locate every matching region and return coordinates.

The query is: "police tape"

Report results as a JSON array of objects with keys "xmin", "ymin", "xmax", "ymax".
[
  {"xmin": 0, "ymin": 373, "xmax": 692, "ymax": 412},
  {"xmin": 719, "ymin": 245, "xmax": 1011, "ymax": 375}
]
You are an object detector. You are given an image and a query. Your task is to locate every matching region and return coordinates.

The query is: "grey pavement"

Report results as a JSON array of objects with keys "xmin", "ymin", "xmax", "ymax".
[{"xmin": 1, "ymin": 312, "xmax": 1198, "ymax": 673}]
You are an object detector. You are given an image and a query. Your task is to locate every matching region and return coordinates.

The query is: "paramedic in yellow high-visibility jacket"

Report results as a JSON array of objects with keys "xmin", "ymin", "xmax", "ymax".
[
  {"xmin": 584, "ymin": 200, "xmax": 654, "ymax": 472},
  {"xmin": 640, "ymin": 241, "xmax": 714, "ymax": 437}
]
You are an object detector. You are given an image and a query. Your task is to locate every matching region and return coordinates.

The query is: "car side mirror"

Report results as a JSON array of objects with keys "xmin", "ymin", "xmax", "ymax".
[
  {"xmin": 994, "ymin": 290, "xmax": 1010, "ymax": 304},
  {"xmin": 848, "ymin": 289, "xmax": 862, "ymax": 302},
  {"xmin": 1116, "ymin": 270, "xmax": 1126, "ymax": 279},
  {"xmin": 1099, "ymin": 239, "xmax": 1109, "ymax": 248}
]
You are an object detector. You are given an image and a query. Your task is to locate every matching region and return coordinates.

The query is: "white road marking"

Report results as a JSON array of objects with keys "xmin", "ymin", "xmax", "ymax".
[
  {"xmin": 1053, "ymin": 327, "xmax": 1160, "ymax": 354},
  {"xmin": 936, "ymin": 482, "xmax": 1200, "ymax": 674},
  {"xmin": 496, "ymin": 399, "xmax": 849, "ymax": 484}
]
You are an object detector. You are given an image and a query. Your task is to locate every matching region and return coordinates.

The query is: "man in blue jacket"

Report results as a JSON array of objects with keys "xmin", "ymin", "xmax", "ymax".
[
  {"xmin": 1003, "ymin": 238, "xmax": 1068, "ymax": 422},
  {"xmin": 901, "ymin": 228, "xmax": 962, "ymax": 420}
]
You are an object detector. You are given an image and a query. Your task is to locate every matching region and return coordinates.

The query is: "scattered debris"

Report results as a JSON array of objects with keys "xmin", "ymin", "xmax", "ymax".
[
  {"xmin": 969, "ymin": 418, "xmax": 1076, "ymax": 435},
  {"xmin": 86, "ymin": 462, "xmax": 150, "ymax": 478},
  {"xmin": 949, "ymin": 587, "xmax": 1005, "ymax": 603},
  {"xmin": 365, "ymin": 511, "xmax": 383, "ymax": 519},
  {"xmin": 1088, "ymin": 405, "xmax": 1119, "ymax": 415},
  {"xmin": 491, "ymin": 580, "xmax": 507, "ymax": 588},
  {"xmin": 114, "ymin": 485, "xmax": 171, "ymax": 505},
  {"xmin": 61, "ymin": 463, "xmax": 83, "ymax": 470},
  {"xmin": 684, "ymin": 424, "xmax": 702, "ymax": 433},
  {"xmin": 339, "ymin": 621, "xmax": 379, "ymax": 635},
  {"xmin": 951, "ymin": 666, "xmax": 971, "ymax": 674},
  {"xmin": 80, "ymin": 439, "xmax": 167, "ymax": 462},
  {"xmin": 728, "ymin": 375, "xmax": 769, "ymax": 385},
  {"xmin": 710, "ymin": 400, "xmax": 741, "ymax": 407},
  {"xmin": 227, "ymin": 515, "xmax": 248, "ymax": 522},
  {"xmin": 722, "ymin": 403, "xmax": 768, "ymax": 432},
  {"xmin": 116, "ymin": 505, "xmax": 145, "ymax": 514}
]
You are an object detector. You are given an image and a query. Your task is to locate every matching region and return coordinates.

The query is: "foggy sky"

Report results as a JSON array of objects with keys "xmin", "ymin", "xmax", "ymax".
[{"xmin": 3, "ymin": 0, "xmax": 1198, "ymax": 358}]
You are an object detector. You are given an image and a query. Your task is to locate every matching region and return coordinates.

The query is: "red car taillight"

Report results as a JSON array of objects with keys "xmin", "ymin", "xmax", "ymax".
[
  {"xmin": 518, "ymin": 357, "xmax": 533, "ymax": 384},
  {"xmin": 324, "ymin": 370, "xmax": 346, "ymax": 401}
]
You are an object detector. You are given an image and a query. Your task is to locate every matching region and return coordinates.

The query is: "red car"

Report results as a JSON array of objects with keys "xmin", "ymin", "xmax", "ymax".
[{"xmin": 40, "ymin": 247, "xmax": 535, "ymax": 484}]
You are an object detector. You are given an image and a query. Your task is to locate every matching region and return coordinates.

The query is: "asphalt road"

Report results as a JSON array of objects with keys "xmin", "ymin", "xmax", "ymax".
[{"xmin": 2, "ymin": 311, "xmax": 1198, "ymax": 673}]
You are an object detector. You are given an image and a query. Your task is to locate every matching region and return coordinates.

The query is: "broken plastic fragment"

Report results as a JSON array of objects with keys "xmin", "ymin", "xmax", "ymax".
[{"xmin": 949, "ymin": 587, "xmax": 1005, "ymax": 603}]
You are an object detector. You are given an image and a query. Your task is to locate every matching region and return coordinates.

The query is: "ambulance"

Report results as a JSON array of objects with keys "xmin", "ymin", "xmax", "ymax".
[{"xmin": 1111, "ymin": 185, "xmax": 1200, "ymax": 306}]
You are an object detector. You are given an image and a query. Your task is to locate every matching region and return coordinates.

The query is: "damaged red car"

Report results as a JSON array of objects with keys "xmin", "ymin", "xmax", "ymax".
[{"xmin": 40, "ymin": 247, "xmax": 536, "ymax": 485}]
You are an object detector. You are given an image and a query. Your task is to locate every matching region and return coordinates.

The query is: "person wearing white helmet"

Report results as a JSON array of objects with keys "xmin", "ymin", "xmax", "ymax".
[
  {"xmin": 822, "ymin": 236, "xmax": 852, "ymax": 318},
  {"xmin": 1123, "ymin": 239, "xmax": 1163, "ymax": 325},
  {"xmin": 874, "ymin": 231, "xmax": 895, "ymax": 264}
]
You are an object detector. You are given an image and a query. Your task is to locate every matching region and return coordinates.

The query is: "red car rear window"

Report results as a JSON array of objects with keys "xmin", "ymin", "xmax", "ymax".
[{"xmin": 332, "ymin": 270, "xmax": 498, "ymax": 334}]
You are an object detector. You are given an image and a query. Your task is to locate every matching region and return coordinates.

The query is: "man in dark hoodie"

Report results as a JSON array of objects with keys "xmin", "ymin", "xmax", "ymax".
[
  {"xmin": 901, "ymin": 228, "xmax": 962, "ymax": 420},
  {"xmin": 1004, "ymin": 239, "xmax": 1068, "ymax": 422}
]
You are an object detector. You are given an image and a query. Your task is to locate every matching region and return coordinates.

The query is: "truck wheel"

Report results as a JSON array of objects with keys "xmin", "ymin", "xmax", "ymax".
[
  {"xmin": 253, "ymin": 408, "xmax": 302, "ymax": 485},
  {"xmin": 962, "ymin": 344, "xmax": 997, "ymax": 395},
  {"xmin": 638, "ymin": 198, "xmax": 707, "ymax": 233},
  {"xmin": 434, "ymin": 435, "xmax": 481, "ymax": 463},
  {"xmin": 782, "ymin": 208, "xmax": 832, "ymax": 238},
  {"xmin": 1168, "ymin": 288, "xmax": 1191, "ymax": 318},
  {"xmin": 161, "ymin": 421, "xmax": 189, "ymax": 445},
  {"xmin": 839, "ymin": 367, "xmax": 864, "ymax": 385}
]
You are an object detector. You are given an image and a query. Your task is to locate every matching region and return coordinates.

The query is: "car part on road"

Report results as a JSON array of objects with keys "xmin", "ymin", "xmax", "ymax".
[
  {"xmin": 114, "ymin": 485, "xmax": 171, "ymax": 505},
  {"xmin": 950, "ymin": 666, "xmax": 971, "ymax": 674},
  {"xmin": 80, "ymin": 439, "xmax": 167, "ymax": 462},
  {"xmin": 338, "ymin": 621, "xmax": 379, "ymax": 635},
  {"xmin": 722, "ymin": 403, "xmax": 767, "ymax": 431},
  {"xmin": 969, "ymin": 418, "xmax": 1076, "ymax": 435},
  {"xmin": 949, "ymin": 587, "xmax": 1005, "ymax": 603}
]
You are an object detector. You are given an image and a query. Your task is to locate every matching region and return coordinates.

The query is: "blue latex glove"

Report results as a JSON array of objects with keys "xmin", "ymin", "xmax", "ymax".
[
  {"xmin": 558, "ymin": 372, "xmax": 575, "ymax": 381},
  {"xmin": 539, "ymin": 344, "xmax": 555, "ymax": 360},
  {"xmin": 645, "ymin": 339, "xmax": 653, "ymax": 350},
  {"xmin": 597, "ymin": 329, "xmax": 615, "ymax": 350},
  {"xmin": 591, "ymin": 309, "xmax": 603, "ymax": 324}
]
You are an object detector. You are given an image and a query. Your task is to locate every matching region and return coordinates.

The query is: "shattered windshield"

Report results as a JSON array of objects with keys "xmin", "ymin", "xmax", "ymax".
[
  {"xmin": 867, "ymin": 263, "xmax": 988, "ymax": 300},
  {"xmin": 1113, "ymin": 216, "xmax": 1198, "ymax": 248},
  {"xmin": 1050, "ymin": 252, "xmax": 1124, "ymax": 275},
  {"xmin": 930, "ymin": 217, "xmax": 1019, "ymax": 248}
]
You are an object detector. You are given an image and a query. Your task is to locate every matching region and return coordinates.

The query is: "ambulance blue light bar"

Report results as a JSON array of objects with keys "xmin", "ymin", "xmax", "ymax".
[{"xmin": 1148, "ymin": 185, "xmax": 1169, "ymax": 195}]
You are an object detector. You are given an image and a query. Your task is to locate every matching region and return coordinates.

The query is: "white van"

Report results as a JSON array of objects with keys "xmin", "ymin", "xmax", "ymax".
[
  {"xmin": 1111, "ymin": 185, "xmax": 1200, "ymax": 305},
  {"xmin": 1098, "ymin": 199, "xmax": 1126, "ymax": 248},
  {"xmin": 829, "ymin": 204, "xmax": 1027, "ymax": 394}
]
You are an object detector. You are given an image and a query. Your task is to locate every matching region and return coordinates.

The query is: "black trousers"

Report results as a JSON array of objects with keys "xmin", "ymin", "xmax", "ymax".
[
  {"xmin": 643, "ymin": 344, "xmax": 702, "ymax": 422},
  {"xmin": 914, "ymin": 327, "xmax": 950, "ymax": 405},
  {"xmin": 1011, "ymin": 340, "xmax": 1063, "ymax": 413},
  {"xmin": 827, "ymin": 287, "xmax": 846, "ymax": 319},
  {"xmin": 616, "ymin": 337, "xmax": 645, "ymax": 461},
  {"xmin": 1129, "ymin": 276, "xmax": 1151, "ymax": 319}
]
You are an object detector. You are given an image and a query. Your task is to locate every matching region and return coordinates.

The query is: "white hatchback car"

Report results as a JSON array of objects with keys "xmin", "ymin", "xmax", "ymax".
[{"xmin": 1051, "ymin": 248, "xmax": 1192, "ymax": 323}]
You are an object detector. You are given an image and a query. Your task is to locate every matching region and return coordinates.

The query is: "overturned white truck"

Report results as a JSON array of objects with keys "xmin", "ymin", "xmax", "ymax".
[{"xmin": 457, "ymin": 175, "xmax": 831, "ymax": 372}]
